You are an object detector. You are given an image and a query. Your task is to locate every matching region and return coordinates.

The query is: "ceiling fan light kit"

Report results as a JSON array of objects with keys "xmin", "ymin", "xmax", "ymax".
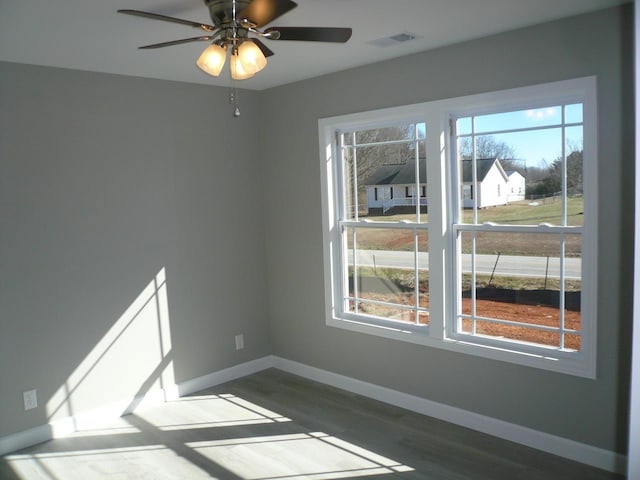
[
  {"xmin": 196, "ymin": 44, "xmax": 227, "ymax": 76},
  {"xmin": 119, "ymin": 0, "xmax": 352, "ymax": 81},
  {"xmin": 229, "ymin": 50, "xmax": 257, "ymax": 79},
  {"xmin": 237, "ymin": 40, "xmax": 268, "ymax": 74}
]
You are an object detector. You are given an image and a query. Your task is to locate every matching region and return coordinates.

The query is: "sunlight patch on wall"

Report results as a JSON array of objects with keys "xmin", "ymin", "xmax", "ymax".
[{"xmin": 45, "ymin": 268, "xmax": 175, "ymax": 432}]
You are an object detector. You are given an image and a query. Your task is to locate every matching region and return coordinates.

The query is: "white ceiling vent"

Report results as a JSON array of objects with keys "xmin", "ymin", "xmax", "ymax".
[{"xmin": 368, "ymin": 32, "xmax": 423, "ymax": 48}]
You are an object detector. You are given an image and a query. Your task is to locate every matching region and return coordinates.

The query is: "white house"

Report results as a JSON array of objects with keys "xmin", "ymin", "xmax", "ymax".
[
  {"xmin": 506, "ymin": 170, "xmax": 526, "ymax": 202},
  {"xmin": 364, "ymin": 158, "xmax": 427, "ymax": 214},
  {"xmin": 366, "ymin": 157, "xmax": 524, "ymax": 214},
  {"xmin": 461, "ymin": 158, "xmax": 518, "ymax": 208}
]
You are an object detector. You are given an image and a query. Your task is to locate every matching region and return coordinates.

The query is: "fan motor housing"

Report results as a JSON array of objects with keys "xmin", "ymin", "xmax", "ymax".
[{"xmin": 205, "ymin": 0, "xmax": 252, "ymax": 25}]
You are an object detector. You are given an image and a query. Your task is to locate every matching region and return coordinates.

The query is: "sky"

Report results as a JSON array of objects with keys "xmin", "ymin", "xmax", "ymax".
[{"xmin": 456, "ymin": 104, "xmax": 583, "ymax": 169}]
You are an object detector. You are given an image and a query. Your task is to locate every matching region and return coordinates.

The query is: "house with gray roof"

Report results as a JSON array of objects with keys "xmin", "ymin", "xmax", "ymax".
[
  {"xmin": 462, "ymin": 158, "xmax": 526, "ymax": 207},
  {"xmin": 364, "ymin": 158, "xmax": 427, "ymax": 215},
  {"xmin": 505, "ymin": 170, "xmax": 526, "ymax": 202},
  {"xmin": 461, "ymin": 158, "xmax": 509, "ymax": 208},
  {"xmin": 365, "ymin": 157, "xmax": 524, "ymax": 214}
]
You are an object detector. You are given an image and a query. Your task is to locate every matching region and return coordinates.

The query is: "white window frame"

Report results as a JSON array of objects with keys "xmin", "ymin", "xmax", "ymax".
[{"xmin": 319, "ymin": 77, "xmax": 597, "ymax": 378}]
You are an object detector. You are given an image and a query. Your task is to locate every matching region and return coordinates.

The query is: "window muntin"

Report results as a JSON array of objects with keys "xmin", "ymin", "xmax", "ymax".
[{"xmin": 320, "ymin": 78, "xmax": 597, "ymax": 377}]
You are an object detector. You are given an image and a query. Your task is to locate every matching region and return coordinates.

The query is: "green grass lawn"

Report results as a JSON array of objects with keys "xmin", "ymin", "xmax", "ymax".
[
  {"xmin": 351, "ymin": 197, "xmax": 583, "ymax": 255},
  {"xmin": 364, "ymin": 196, "xmax": 583, "ymax": 225}
]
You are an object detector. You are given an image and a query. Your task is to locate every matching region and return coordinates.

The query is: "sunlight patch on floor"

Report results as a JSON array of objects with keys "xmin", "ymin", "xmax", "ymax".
[
  {"xmin": 7, "ymin": 377, "xmax": 412, "ymax": 479},
  {"xmin": 188, "ymin": 431, "xmax": 414, "ymax": 480},
  {"xmin": 136, "ymin": 393, "xmax": 291, "ymax": 431},
  {"xmin": 6, "ymin": 445, "xmax": 214, "ymax": 480}
]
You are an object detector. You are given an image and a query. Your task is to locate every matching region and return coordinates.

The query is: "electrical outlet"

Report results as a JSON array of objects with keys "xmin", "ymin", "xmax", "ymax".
[
  {"xmin": 235, "ymin": 334, "xmax": 244, "ymax": 350},
  {"xmin": 23, "ymin": 389, "xmax": 37, "ymax": 411}
]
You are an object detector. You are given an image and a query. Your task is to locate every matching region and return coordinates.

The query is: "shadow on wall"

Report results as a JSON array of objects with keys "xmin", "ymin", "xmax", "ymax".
[{"xmin": 45, "ymin": 267, "xmax": 176, "ymax": 433}]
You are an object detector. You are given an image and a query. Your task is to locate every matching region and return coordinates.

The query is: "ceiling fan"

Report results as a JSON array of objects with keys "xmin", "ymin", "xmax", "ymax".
[{"xmin": 118, "ymin": 0, "xmax": 353, "ymax": 80}]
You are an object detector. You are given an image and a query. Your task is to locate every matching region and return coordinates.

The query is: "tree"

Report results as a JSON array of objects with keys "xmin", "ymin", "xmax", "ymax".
[
  {"xmin": 547, "ymin": 150, "xmax": 583, "ymax": 195},
  {"xmin": 346, "ymin": 124, "xmax": 418, "ymax": 185},
  {"xmin": 525, "ymin": 150, "xmax": 583, "ymax": 197},
  {"xmin": 458, "ymin": 136, "xmax": 516, "ymax": 161},
  {"xmin": 339, "ymin": 124, "xmax": 420, "ymax": 215},
  {"xmin": 458, "ymin": 136, "xmax": 527, "ymax": 175}
]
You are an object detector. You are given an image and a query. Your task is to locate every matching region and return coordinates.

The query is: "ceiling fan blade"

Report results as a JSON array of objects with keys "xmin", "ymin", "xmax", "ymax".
[
  {"xmin": 118, "ymin": 9, "xmax": 215, "ymax": 32},
  {"xmin": 251, "ymin": 38, "xmax": 275, "ymax": 57},
  {"xmin": 265, "ymin": 26, "xmax": 352, "ymax": 43},
  {"xmin": 139, "ymin": 36, "xmax": 213, "ymax": 49},
  {"xmin": 238, "ymin": 0, "xmax": 298, "ymax": 28}
]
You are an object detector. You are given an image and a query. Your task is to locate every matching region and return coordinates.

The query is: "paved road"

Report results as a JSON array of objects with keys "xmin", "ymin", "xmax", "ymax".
[{"xmin": 349, "ymin": 250, "xmax": 581, "ymax": 280}]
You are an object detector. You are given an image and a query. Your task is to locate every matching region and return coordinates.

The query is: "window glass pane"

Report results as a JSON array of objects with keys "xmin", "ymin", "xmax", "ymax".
[
  {"xmin": 352, "ymin": 302, "xmax": 425, "ymax": 324},
  {"xmin": 342, "ymin": 146, "xmax": 356, "ymax": 219},
  {"xmin": 345, "ymin": 226, "xmax": 427, "ymax": 325},
  {"xmin": 457, "ymin": 117, "xmax": 472, "ymax": 136},
  {"xmin": 565, "ymin": 126, "xmax": 584, "ymax": 201},
  {"xmin": 457, "ymin": 133, "xmax": 535, "ymax": 163},
  {"xmin": 359, "ymin": 141, "xmax": 426, "ymax": 221},
  {"xmin": 473, "ymin": 106, "xmax": 562, "ymax": 133},
  {"xmin": 354, "ymin": 124, "xmax": 418, "ymax": 145},
  {"xmin": 417, "ymin": 230, "xmax": 430, "ymax": 324},
  {"xmin": 458, "ymin": 231, "xmax": 581, "ymax": 350},
  {"xmin": 457, "ymin": 104, "xmax": 585, "ymax": 228},
  {"xmin": 346, "ymin": 226, "xmax": 421, "ymax": 252},
  {"xmin": 460, "ymin": 193, "xmax": 582, "ymax": 228},
  {"xmin": 564, "ymin": 234, "xmax": 582, "ymax": 351},
  {"xmin": 458, "ymin": 127, "xmax": 581, "ymax": 226},
  {"xmin": 564, "ymin": 104, "xmax": 583, "ymax": 124}
]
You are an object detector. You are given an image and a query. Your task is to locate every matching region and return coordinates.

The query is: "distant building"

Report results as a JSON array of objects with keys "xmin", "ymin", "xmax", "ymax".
[
  {"xmin": 364, "ymin": 158, "xmax": 427, "ymax": 215},
  {"xmin": 506, "ymin": 170, "xmax": 526, "ymax": 202},
  {"xmin": 365, "ymin": 157, "xmax": 524, "ymax": 214},
  {"xmin": 461, "ymin": 158, "xmax": 510, "ymax": 209}
]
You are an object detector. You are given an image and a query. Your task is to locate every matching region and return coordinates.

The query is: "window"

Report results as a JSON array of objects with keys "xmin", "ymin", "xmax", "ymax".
[{"xmin": 319, "ymin": 78, "xmax": 597, "ymax": 377}]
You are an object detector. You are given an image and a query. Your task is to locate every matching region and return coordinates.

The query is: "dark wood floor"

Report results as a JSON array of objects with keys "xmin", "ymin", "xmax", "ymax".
[{"xmin": 0, "ymin": 368, "xmax": 624, "ymax": 479}]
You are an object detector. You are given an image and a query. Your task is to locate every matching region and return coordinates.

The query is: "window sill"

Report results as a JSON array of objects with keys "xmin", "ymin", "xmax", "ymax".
[{"xmin": 327, "ymin": 316, "xmax": 595, "ymax": 379}]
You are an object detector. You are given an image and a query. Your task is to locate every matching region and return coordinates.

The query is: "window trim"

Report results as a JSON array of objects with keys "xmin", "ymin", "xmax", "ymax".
[{"xmin": 319, "ymin": 77, "xmax": 597, "ymax": 378}]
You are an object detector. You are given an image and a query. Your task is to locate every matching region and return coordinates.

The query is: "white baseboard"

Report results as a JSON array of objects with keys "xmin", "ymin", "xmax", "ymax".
[
  {"xmin": 0, "ymin": 424, "xmax": 53, "ymax": 459},
  {"xmin": 0, "ymin": 354, "xmax": 626, "ymax": 475},
  {"xmin": 272, "ymin": 356, "xmax": 627, "ymax": 475},
  {"xmin": 177, "ymin": 356, "xmax": 274, "ymax": 397},
  {"xmin": 0, "ymin": 356, "xmax": 273, "ymax": 457}
]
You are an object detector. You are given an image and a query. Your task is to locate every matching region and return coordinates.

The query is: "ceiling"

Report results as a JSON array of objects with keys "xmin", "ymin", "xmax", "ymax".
[{"xmin": 0, "ymin": 0, "xmax": 629, "ymax": 91}]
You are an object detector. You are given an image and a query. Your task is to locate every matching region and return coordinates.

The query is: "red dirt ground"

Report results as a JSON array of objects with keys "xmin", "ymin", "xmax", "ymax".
[
  {"xmin": 461, "ymin": 299, "xmax": 581, "ymax": 350},
  {"xmin": 356, "ymin": 295, "xmax": 581, "ymax": 350}
]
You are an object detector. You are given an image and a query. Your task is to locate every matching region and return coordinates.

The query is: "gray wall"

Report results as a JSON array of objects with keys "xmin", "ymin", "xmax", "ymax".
[
  {"xmin": 260, "ymin": 5, "xmax": 633, "ymax": 453},
  {"xmin": 0, "ymin": 63, "xmax": 271, "ymax": 437}
]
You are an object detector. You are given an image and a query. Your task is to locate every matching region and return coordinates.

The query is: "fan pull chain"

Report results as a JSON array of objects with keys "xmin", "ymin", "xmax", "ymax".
[{"xmin": 230, "ymin": 87, "xmax": 240, "ymax": 117}]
